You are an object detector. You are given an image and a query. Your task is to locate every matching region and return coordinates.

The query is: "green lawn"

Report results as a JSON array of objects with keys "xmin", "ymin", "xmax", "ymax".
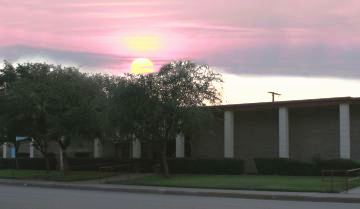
[
  {"xmin": 113, "ymin": 175, "xmax": 360, "ymax": 193},
  {"xmin": 0, "ymin": 169, "xmax": 113, "ymax": 182}
]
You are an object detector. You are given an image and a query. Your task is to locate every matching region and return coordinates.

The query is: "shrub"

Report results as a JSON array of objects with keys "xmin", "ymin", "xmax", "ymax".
[
  {"xmin": 255, "ymin": 158, "xmax": 360, "ymax": 176},
  {"xmin": 67, "ymin": 158, "xmax": 157, "ymax": 172},
  {"xmin": 254, "ymin": 158, "xmax": 315, "ymax": 176},
  {"xmin": 254, "ymin": 158, "xmax": 277, "ymax": 175},
  {"xmin": 0, "ymin": 158, "xmax": 57, "ymax": 170},
  {"xmin": 17, "ymin": 158, "xmax": 57, "ymax": 170},
  {"xmin": 73, "ymin": 152, "xmax": 91, "ymax": 158},
  {"xmin": 0, "ymin": 159, "xmax": 14, "ymax": 169},
  {"xmin": 168, "ymin": 158, "xmax": 244, "ymax": 174},
  {"xmin": 67, "ymin": 158, "xmax": 121, "ymax": 171},
  {"xmin": 315, "ymin": 159, "xmax": 360, "ymax": 171}
]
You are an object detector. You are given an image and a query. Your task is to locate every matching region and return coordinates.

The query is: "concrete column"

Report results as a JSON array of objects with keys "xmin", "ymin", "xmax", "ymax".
[
  {"xmin": 10, "ymin": 144, "xmax": 15, "ymax": 158},
  {"xmin": 224, "ymin": 110, "xmax": 234, "ymax": 158},
  {"xmin": 279, "ymin": 107, "xmax": 290, "ymax": 158},
  {"xmin": 2, "ymin": 143, "xmax": 8, "ymax": 159},
  {"xmin": 132, "ymin": 138, "xmax": 141, "ymax": 159},
  {"xmin": 339, "ymin": 103, "xmax": 351, "ymax": 159},
  {"xmin": 29, "ymin": 139, "xmax": 35, "ymax": 158},
  {"xmin": 93, "ymin": 138, "xmax": 103, "ymax": 158},
  {"xmin": 175, "ymin": 133, "xmax": 185, "ymax": 158}
]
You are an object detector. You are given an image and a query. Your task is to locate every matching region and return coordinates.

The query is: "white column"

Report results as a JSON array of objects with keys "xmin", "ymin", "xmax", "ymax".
[
  {"xmin": 9, "ymin": 143, "xmax": 15, "ymax": 158},
  {"xmin": 132, "ymin": 138, "xmax": 141, "ymax": 159},
  {"xmin": 176, "ymin": 133, "xmax": 185, "ymax": 158},
  {"xmin": 93, "ymin": 138, "xmax": 103, "ymax": 158},
  {"xmin": 2, "ymin": 143, "xmax": 8, "ymax": 159},
  {"xmin": 29, "ymin": 139, "xmax": 35, "ymax": 158},
  {"xmin": 339, "ymin": 103, "xmax": 351, "ymax": 159},
  {"xmin": 279, "ymin": 107, "xmax": 290, "ymax": 158},
  {"xmin": 224, "ymin": 110, "xmax": 234, "ymax": 158}
]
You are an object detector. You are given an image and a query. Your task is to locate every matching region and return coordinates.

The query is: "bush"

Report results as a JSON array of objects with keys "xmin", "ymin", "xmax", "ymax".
[
  {"xmin": 0, "ymin": 158, "xmax": 57, "ymax": 170},
  {"xmin": 73, "ymin": 152, "xmax": 91, "ymax": 158},
  {"xmin": 17, "ymin": 158, "xmax": 57, "ymax": 170},
  {"xmin": 67, "ymin": 158, "xmax": 157, "ymax": 172},
  {"xmin": 67, "ymin": 158, "xmax": 121, "ymax": 171},
  {"xmin": 254, "ymin": 158, "xmax": 315, "ymax": 176},
  {"xmin": 255, "ymin": 158, "xmax": 360, "ymax": 176},
  {"xmin": 315, "ymin": 159, "xmax": 360, "ymax": 171},
  {"xmin": 168, "ymin": 158, "xmax": 244, "ymax": 174},
  {"xmin": 0, "ymin": 159, "xmax": 14, "ymax": 169}
]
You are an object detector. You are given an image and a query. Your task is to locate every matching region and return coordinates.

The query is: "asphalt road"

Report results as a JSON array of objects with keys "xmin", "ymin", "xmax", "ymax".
[{"xmin": 0, "ymin": 185, "xmax": 359, "ymax": 209}]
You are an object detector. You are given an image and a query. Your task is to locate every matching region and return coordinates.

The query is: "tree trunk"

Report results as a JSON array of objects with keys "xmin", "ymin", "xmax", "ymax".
[
  {"xmin": 42, "ymin": 149, "xmax": 50, "ymax": 172},
  {"xmin": 161, "ymin": 140, "xmax": 170, "ymax": 177},
  {"xmin": 59, "ymin": 147, "xmax": 69, "ymax": 172},
  {"xmin": 45, "ymin": 155, "xmax": 50, "ymax": 172},
  {"xmin": 59, "ymin": 147, "xmax": 64, "ymax": 172},
  {"xmin": 15, "ymin": 157, "xmax": 19, "ymax": 169},
  {"xmin": 34, "ymin": 138, "xmax": 50, "ymax": 172},
  {"xmin": 15, "ymin": 143, "xmax": 19, "ymax": 169}
]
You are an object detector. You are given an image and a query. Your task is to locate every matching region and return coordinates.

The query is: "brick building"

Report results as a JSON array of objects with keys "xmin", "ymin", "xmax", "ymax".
[
  {"xmin": 2, "ymin": 97, "xmax": 360, "ymax": 173},
  {"xmin": 188, "ymin": 97, "xmax": 360, "ymax": 172}
]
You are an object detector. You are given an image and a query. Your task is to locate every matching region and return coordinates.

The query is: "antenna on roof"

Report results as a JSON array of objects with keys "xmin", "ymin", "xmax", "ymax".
[{"xmin": 268, "ymin": 91, "xmax": 281, "ymax": 102}]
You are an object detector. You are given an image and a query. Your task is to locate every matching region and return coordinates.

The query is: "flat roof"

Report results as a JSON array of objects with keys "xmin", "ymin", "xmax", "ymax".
[{"xmin": 212, "ymin": 97, "xmax": 360, "ymax": 111}]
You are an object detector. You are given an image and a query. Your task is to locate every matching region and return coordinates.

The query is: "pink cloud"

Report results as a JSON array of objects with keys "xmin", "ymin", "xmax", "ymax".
[{"xmin": 1, "ymin": 0, "xmax": 360, "ymax": 77}]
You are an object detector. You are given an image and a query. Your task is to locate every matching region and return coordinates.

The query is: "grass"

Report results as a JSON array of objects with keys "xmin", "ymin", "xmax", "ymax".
[
  {"xmin": 113, "ymin": 174, "xmax": 360, "ymax": 193},
  {"xmin": 0, "ymin": 169, "xmax": 114, "ymax": 182}
]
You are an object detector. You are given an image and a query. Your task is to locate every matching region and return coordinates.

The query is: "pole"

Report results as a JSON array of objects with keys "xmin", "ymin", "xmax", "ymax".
[{"xmin": 268, "ymin": 91, "xmax": 281, "ymax": 102}]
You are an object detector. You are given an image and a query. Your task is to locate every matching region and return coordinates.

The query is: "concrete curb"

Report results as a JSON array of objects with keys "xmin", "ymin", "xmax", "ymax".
[{"xmin": 0, "ymin": 180, "xmax": 360, "ymax": 203}]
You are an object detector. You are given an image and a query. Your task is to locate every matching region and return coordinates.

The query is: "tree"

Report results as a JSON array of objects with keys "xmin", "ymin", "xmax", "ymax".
[
  {"xmin": 0, "ymin": 62, "xmax": 56, "ymax": 170},
  {"xmin": 110, "ymin": 60, "xmax": 223, "ymax": 176},
  {"xmin": 47, "ymin": 69, "xmax": 111, "ymax": 171},
  {"xmin": 0, "ymin": 61, "xmax": 110, "ymax": 171}
]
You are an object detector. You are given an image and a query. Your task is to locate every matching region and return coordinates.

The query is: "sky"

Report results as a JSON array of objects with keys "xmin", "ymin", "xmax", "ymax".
[{"xmin": 1, "ymin": 0, "xmax": 360, "ymax": 104}]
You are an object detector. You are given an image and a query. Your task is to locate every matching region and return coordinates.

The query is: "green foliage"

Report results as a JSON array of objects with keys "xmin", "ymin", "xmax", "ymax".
[
  {"xmin": 314, "ymin": 159, "xmax": 360, "ymax": 171},
  {"xmin": 254, "ymin": 158, "xmax": 316, "ymax": 176},
  {"xmin": 109, "ymin": 60, "xmax": 223, "ymax": 175},
  {"xmin": 0, "ymin": 60, "xmax": 223, "ymax": 175},
  {"xmin": 0, "ymin": 169, "xmax": 112, "ymax": 181},
  {"xmin": 0, "ymin": 158, "xmax": 57, "ymax": 170},
  {"xmin": 118, "ymin": 175, "xmax": 358, "ymax": 193},
  {"xmin": 66, "ymin": 158, "xmax": 244, "ymax": 174},
  {"xmin": 0, "ymin": 62, "xmax": 110, "ymax": 151},
  {"xmin": 168, "ymin": 159, "xmax": 244, "ymax": 174},
  {"xmin": 0, "ymin": 62, "xmax": 112, "ymax": 171},
  {"xmin": 67, "ymin": 158, "xmax": 157, "ymax": 172},
  {"xmin": 109, "ymin": 76, "xmax": 159, "ymax": 142},
  {"xmin": 255, "ymin": 158, "xmax": 360, "ymax": 176}
]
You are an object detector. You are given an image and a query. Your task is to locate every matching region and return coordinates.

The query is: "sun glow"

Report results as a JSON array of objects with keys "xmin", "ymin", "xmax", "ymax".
[
  {"xmin": 123, "ymin": 35, "xmax": 161, "ymax": 53},
  {"xmin": 130, "ymin": 58, "xmax": 155, "ymax": 74}
]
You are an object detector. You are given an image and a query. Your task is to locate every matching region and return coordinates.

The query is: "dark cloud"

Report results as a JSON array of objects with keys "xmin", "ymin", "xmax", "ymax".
[{"xmin": 0, "ymin": 45, "xmax": 170, "ymax": 73}]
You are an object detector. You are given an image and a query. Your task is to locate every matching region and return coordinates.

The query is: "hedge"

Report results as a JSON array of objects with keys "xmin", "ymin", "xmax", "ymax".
[
  {"xmin": 0, "ymin": 158, "xmax": 57, "ymax": 170},
  {"xmin": 68, "ymin": 158, "xmax": 157, "ymax": 172},
  {"xmin": 168, "ymin": 158, "xmax": 245, "ymax": 174},
  {"xmin": 0, "ymin": 158, "xmax": 244, "ymax": 174},
  {"xmin": 315, "ymin": 159, "xmax": 360, "ymax": 171},
  {"xmin": 255, "ymin": 158, "xmax": 360, "ymax": 176},
  {"xmin": 254, "ymin": 158, "xmax": 315, "ymax": 176}
]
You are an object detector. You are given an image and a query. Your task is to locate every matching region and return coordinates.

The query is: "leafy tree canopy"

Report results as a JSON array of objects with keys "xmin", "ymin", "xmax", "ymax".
[{"xmin": 110, "ymin": 60, "xmax": 223, "ymax": 176}]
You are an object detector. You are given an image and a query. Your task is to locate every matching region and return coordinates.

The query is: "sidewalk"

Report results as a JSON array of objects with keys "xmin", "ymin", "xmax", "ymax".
[{"xmin": 0, "ymin": 178, "xmax": 360, "ymax": 203}]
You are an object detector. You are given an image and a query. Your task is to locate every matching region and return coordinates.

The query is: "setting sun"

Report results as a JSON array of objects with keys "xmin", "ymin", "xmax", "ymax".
[{"xmin": 130, "ymin": 58, "xmax": 155, "ymax": 74}]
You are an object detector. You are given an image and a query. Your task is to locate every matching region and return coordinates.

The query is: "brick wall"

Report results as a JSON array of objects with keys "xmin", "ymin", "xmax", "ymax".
[
  {"xmin": 289, "ymin": 106, "xmax": 339, "ymax": 161},
  {"xmin": 350, "ymin": 104, "xmax": 360, "ymax": 160},
  {"xmin": 234, "ymin": 109, "xmax": 279, "ymax": 172}
]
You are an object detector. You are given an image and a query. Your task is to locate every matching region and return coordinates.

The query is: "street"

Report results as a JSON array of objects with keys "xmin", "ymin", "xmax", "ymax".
[{"xmin": 0, "ymin": 185, "xmax": 359, "ymax": 209}]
